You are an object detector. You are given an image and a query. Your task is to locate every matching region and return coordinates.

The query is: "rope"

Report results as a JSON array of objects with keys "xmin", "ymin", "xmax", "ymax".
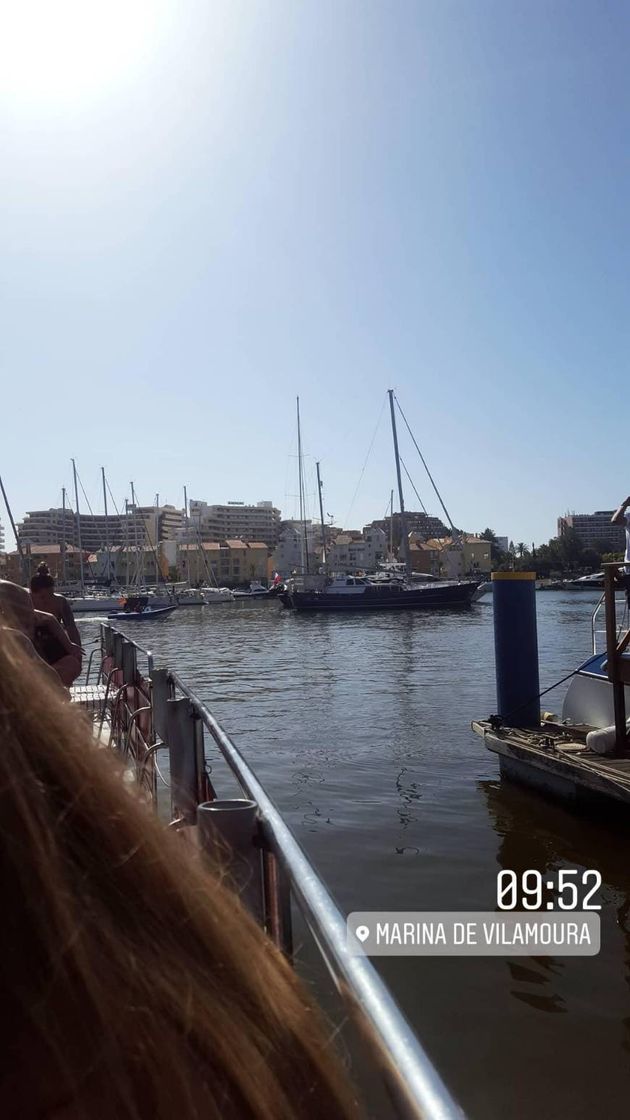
[
  {"xmin": 394, "ymin": 394, "xmax": 457, "ymax": 532},
  {"xmin": 399, "ymin": 457, "xmax": 449, "ymax": 553},
  {"xmin": 399, "ymin": 457, "xmax": 428, "ymax": 515},
  {"xmin": 488, "ymin": 653, "xmax": 602, "ymax": 730},
  {"xmin": 105, "ymin": 478, "xmax": 122, "ymax": 518},
  {"xmin": 343, "ymin": 394, "xmax": 387, "ymax": 528}
]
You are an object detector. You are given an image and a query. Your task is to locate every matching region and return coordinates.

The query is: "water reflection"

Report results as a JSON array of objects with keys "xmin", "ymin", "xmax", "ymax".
[{"xmin": 481, "ymin": 777, "xmax": 630, "ymax": 1028}]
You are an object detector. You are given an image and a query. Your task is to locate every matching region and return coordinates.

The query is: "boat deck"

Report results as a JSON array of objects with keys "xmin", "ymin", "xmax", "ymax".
[{"xmin": 472, "ymin": 718, "xmax": 630, "ymax": 806}]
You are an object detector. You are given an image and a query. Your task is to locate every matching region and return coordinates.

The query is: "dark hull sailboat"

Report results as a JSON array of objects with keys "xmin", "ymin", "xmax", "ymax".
[
  {"xmin": 283, "ymin": 388, "xmax": 480, "ymax": 616},
  {"xmin": 283, "ymin": 578, "xmax": 477, "ymax": 613}
]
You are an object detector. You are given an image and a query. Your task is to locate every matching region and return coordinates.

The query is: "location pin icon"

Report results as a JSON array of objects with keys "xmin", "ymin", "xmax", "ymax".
[{"xmin": 355, "ymin": 925, "xmax": 370, "ymax": 943}]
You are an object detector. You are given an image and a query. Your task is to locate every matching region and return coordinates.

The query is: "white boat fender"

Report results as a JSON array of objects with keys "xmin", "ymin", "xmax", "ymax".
[{"xmin": 586, "ymin": 719, "xmax": 630, "ymax": 757}]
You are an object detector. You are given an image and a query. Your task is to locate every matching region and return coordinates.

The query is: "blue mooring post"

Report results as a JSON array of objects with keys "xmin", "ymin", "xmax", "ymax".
[{"xmin": 492, "ymin": 572, "xmax": 540, "ymax": 728}]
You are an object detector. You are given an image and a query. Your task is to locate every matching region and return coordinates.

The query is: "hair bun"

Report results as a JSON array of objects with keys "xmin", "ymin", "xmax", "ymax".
[{"xmin": 30, "ymin": 563, "xmax": 55, "ymax": 591}]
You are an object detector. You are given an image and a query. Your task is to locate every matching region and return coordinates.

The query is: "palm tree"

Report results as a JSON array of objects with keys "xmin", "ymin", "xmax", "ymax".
[{"xmin": 516, "ymin": 542, "xmax": 526, "ymax": 558}]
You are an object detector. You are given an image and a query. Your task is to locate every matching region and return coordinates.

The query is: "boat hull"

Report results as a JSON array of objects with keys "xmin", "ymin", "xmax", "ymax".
[
  {"xmin": 107, "ymin": 605, "xmax": 177, "ymax": 620},
  {"xmin": 285, "ymin": 581, "xmax": 477, "ymax": 612}
]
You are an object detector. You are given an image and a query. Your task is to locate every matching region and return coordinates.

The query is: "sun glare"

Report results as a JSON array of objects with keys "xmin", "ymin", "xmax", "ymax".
[{"xmin": 0, "ymin": 0, "xmax": 163, "ymax": 105}]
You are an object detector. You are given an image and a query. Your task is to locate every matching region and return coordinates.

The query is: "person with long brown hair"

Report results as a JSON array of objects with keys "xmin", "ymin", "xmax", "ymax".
[{"xmin": 0, "ymin": 628, "xmax": 359, "ymax": 1120}]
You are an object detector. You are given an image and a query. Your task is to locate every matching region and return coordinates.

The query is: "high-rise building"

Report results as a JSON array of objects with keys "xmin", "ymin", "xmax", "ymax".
[
  {"xmin": 18, "ymin": 506, "xmax": 153, "ymax": 552},
  {"xmin": 557, "ymin": 511, "xmax": 625, "ymax": 551},
  {"xmin": 186, "ymin": 501, "xmax": 282, "ymax": 548},
  {"xmin": 136, "ymin": 505, "xmax": 184, "ymax": 545},
  {"xmin": 0, "ymin": 519, "xmax": 5, "ymax": 553}
]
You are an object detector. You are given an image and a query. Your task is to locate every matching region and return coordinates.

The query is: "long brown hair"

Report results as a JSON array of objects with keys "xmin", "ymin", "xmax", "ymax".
[{"xmin": 0, "ymin": 629, "xmax": 359, "ymax": 1119}]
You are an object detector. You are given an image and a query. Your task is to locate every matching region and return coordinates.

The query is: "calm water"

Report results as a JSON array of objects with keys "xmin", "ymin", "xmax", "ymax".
[{"xmin": 80, "ymin": 592, "xmax": 630, "ymax": 1119}]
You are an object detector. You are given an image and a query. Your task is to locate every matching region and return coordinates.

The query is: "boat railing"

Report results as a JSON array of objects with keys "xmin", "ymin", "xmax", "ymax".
[
  {"xmin": 600, "ymin": 564, "xmax": 630, "ymax": 752},
  {"xmin": 591, "ymin": 588, "xmax": 628, "ymax": 655},
  {"xmin": 94, "ymin": 622, "xmax": 463, "ymax": 1120}
]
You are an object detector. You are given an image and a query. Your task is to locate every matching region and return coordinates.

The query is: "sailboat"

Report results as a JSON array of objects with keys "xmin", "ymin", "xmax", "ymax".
[{"xmin": 283, "ymin": 391, "xmax": 479, "ymax": 613}]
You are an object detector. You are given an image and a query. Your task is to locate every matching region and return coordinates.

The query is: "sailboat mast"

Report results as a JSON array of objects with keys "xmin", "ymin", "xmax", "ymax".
[
  {"xmin": 61, "ymin": 486, "xmax": 67, "ymax": 584},
  {"xmin": 296, "ymin": 397, "xmax": 309, "ymax": 575},
  {"xmin": 316, "ymin": 461, "xmax": 327, "ymax": 574},
  {"xmin": 101, "ymin": 468, "xmax": 110, "ymax": 585},
  {"xmin": 389, "ymin": 488, "xmax": 394, "ymax": 558},
  {"xmin": 183, "ymin": 485, "xmax": 191, "ymax": 582},
  {"xmin": 124, "ymin": 500, "xmax": 129, "ymax": 587},
  {"xmin": 131, "ymin": 481, "xmax": 142, "ymax": 586},
  {"xmin": 71, "ymin": 459, "xmax": 85, "ymax": 591},
  {"xmin": 0, "ymin": 473, "xmax": 29, "ymax": 584},
  {"xmin": 388, "ymin": 390, "xmax": 411, "ymax": 577}
]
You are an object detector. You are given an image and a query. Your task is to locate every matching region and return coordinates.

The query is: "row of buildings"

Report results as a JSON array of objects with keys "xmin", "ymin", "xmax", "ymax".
[
  {"xmin": 3, "ymin": 499, "xmax": 624, "ymax": 588},
  {"xmin": 3, "ymin": 527, "xmax": 494, "ymax": 587},
  {"xmin": 16, "ymin": 501, "xmax": 283, "ymax": 551}
]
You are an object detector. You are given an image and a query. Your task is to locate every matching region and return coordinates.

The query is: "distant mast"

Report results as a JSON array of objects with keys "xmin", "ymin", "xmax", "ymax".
[
  {"xmin": 297, "ymin": 397, "xmax": 309, "ymax": 576},
  {"xmin": 61, "ymin": 486, "xmax": 67, "ymax": 584},
  {"xmin": 101, "ymin": 468, "xmax": 110, "ymax": 585},
  {"xmin": 71, "ymin": 458, "xmax": 85, "ymax": 591},
  {"xmin": 389, "ymin": 488, "xmax": 394, "ymax": 559},
  {"xmin": 0, "ymin": 473, "xmax": 29, "ymax": 585},
  {"xmin": 388, "ymin": 390, "xmax": 411, "ymax": 578},
  {"xmin": 316, "ymin": 461, "xmax": 327, "ymax": 575}
]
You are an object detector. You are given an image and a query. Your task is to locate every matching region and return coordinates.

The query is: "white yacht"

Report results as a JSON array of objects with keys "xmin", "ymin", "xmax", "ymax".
[{"xmin": 202, "ymin": 586, "xmax": 234, "ymax": 604}]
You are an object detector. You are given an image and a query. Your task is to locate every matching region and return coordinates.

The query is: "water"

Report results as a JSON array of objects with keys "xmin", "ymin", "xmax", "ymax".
[{"xmin": 79, "ymin": 591, "xmax": 630, "ymax": 1119}]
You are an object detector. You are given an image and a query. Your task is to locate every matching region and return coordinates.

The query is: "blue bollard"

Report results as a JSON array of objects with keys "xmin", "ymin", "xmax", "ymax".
[{"xmin": 492, "ymin": 572, "xmax": 540, "ymax": 728}]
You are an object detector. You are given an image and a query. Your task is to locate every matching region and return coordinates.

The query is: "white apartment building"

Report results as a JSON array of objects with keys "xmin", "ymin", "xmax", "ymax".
[
  {"xmin": 271, "ymin": 522, "xmax": 322, "ymax": 576},
  {"xmin": 186, "ymin": 500, "xmax": 282, "ymax": 548},
  {"xmin": 19, "ymin": 507, "xmax": 147, "ymax": 552},
  {"xmin": 136, "ymin": 505, "xmax": 184, "ymax": 545},
  {"xmin": 328, "ymin": 526, "xmax": 387, "ymax": 573},
  {"xmin": 557, "ymin": 511, "xmax": 625, "ymax": 551}
]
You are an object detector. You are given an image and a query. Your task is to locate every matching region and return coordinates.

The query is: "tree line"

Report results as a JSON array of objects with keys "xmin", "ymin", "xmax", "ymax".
[{"xmin": 477, "ymin": 528, "xmax": 622, "ymax": 579}]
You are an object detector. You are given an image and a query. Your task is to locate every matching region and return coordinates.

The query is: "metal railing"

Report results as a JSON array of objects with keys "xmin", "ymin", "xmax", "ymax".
[
  {"xmin": 602, "ymin": 564, "xmax": 630, "ymax": 752},
  {"xmin": 591, "ymin": 588, "xmax": 628, "ymax": 655},
  {"xmin": 97, "ymin": 624, "xmax": 463, "ymax": 1120}
]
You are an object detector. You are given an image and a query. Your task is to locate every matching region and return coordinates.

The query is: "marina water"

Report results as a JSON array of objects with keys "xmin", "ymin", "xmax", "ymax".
[{"xmin": 80, "ymin": 591, "xmax": 630, "ymax": 1119}]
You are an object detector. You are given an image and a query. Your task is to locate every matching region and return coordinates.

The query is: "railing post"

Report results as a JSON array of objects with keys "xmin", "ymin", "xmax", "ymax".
[
  {"xmin": 151, "ymin": 668, "xmax": 173, "ymax": 742},
  {"xmin": 102, "ymin": 623, "xmax": 114, "ymax": 656},
  {"xmin": 262, "ymin": 846, "xmax": 294, "ymax": 957},
  {"xmin": 604, "ymin": 563, "xmax": 627, "ymax": 753},
  {"xmin": 166, "ymin": 697, "xmax": 207, "ymax": 824},
  {"xmin": 122, "ymin": 639, "xmax": 137, "ymax": 685},
  {"xmin": 197, "ymin": 800, "xmax": 265, "ymax": 927}
]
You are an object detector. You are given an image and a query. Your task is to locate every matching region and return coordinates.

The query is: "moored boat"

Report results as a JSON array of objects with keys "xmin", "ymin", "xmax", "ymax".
[
  {"xmin": 107, "ymin": 595, "xmax": 177, "ymax": 620},
  {"xmin": 284, "ymin": 573, "xmax": 477, "ymax": 612},
  {"xmin": 202, "ymin": 586, "xmax": 235, "ymax": 604},
  {"xmin": 232, "ymin": 581, "xmax": 271, "ymax": 599}
]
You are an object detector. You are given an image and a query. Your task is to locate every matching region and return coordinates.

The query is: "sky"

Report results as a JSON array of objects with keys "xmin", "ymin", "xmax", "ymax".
[{"xmin": 1, "ymin": 0, "xmax": 629, "ymax": 548}]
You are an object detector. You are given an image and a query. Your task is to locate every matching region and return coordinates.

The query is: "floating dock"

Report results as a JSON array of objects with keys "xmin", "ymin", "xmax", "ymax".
[
  {"xmin": 472, "ymin": 718, "xmax": 630, "ymax": 806},
  {"xmin": 474, "ymin": 564, "xmax": 630, "ymax": 811}
]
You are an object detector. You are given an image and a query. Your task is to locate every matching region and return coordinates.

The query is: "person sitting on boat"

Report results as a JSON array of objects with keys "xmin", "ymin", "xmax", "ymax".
[
  {"xmin": 0, "ymin": 580, "xmax": 70, "ymax": 690},
  {"xmin": 611, "ymin": 498, "xmax": 630, "ymax": 602},
  {"xmin": 0, "ymin": 628, "xmax": 358, "ymax": 1120},
  {"xmin": 30, "ymin": 562, "xmax": 82, "ymax": 649}
]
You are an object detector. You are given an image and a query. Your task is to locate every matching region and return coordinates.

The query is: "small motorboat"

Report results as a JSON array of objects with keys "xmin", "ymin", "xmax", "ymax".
[
  {"xmin": 108, "ymin": 595, "xmax": 177, "ymax": 621},
  {"xmin": 232, "ymin": 582, "xmax": 271, "ymax": 599}
]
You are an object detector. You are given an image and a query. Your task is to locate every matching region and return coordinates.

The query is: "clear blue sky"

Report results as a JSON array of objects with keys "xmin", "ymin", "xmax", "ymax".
[{"xmin": 2, "ymin": 0, "xmax": 629, "ymax": 548}]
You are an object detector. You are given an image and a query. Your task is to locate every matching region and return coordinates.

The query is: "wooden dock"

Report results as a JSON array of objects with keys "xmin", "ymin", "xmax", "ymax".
[{"xmin": 472, "ymin": 719, "xmax": 630, "ymax": 807}]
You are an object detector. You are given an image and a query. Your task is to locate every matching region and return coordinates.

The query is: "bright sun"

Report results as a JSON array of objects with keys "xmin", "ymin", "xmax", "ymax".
[{"xmin": 0, "ymin": 0, "xmax": 162, "ymax": 105}]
